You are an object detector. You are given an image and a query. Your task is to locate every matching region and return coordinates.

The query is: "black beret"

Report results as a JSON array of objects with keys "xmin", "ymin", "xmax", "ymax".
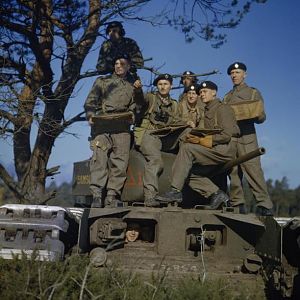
[
  {"xmin": 153, "ymin": 73, "xmax": 173, "ymax": 86},
  {"xmin": 227, "ymin": 62, "xmax": 247, "ymax": 75},
  {"xmin": 184, "ymin": 84, "xmax": 199, "ymax": 94},
  {"xmin": 199, "ymin": 81, "xmax": 218, "ymax": 91},
  {"xmin": 180, "ymin": 70, "xmax": 197, "ymax": 84}
]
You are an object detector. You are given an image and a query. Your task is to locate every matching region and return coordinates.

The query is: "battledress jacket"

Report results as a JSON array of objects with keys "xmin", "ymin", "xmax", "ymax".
[
  {"xmin": 135, "ymin": 91, "xmax": 178, "ymax": 129},
  {"xmin": 201, "ymin": 98, "xmax": 240, "ymax": 147},
  {"xmin": 84, "ymin": 74, "xmax": 136, "ymax": 138},
  {"xmin": 96, "ymin": 37, "xmax": 144, "ymax": 74},
  {"xmin": 170, "ymin": 98, "xmax": 239, "ymax": 194},
  {"xmin": 223, "ymin": 83, "xmax": 266, "ymax": 144},
  {"xmin": 174, "ymin": 99, "xmax": 204, "ymax": 127}
]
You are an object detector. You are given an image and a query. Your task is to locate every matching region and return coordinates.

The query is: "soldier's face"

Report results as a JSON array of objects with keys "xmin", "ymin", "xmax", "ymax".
[
  {"xmin": 182, "ymin": 76, "xmax": 193, "ymax": 87},
  {"xmin": 108, "ymin": 27, "xmax": 121, "ymax": 40},
  {"xmin": 199, "ymin": 88, "xmax": 216, "ymax": 103},
  {"xmin": 230, "ymin": 69, "xmax": 246, "ymax": 86},
  {"xmin": 114, "ymin": 59, "xmax": 130, "ymax": 77},
  {"xmin": 125, "ymin": 224, "xmax": 140, "ymax": 242},
  {"xmin": 187, "ymin": 90, "xmax": 198, "ymax": 105},
  {"xmin": 157, "ymin": 80, "xmax": 172, "ymax": 96}
]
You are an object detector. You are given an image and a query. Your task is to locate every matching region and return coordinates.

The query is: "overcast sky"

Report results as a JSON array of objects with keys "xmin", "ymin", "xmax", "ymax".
[{"xmin": 1, "ymin": 0, "xmax": 300, "ymax": 188}]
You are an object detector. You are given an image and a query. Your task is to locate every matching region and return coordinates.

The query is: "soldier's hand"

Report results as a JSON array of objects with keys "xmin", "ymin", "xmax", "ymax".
[
  {"xmin": 185, "ymin": 134, "xmax": 213, "ymax": 148},
  {"xmin": 185, "ymin": 133, "xmax": 201, "ymax": 144},
  {"xmin": 187, "ymin": 120, "xmax": 196, "ymax": 128},
  {"xmin": 88, "ymin": 117, "xmax": 94, "ymax": 126},
  {"xmin": 133, "ymin": 79, "xmax": 142, "ymax": 89},
  {"xmin": 199, "ymin": 135, "xmax": 213, "ymax": 148}
]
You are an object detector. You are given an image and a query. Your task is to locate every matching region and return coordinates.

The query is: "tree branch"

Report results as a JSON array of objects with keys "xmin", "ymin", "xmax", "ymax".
[
  {"xmin": 0, "ymin": 163, "xmax": 22, "ymax": 201},
  {"xmin": 0, "ymin": 109, "xmax": 17, "ymax": 123}
]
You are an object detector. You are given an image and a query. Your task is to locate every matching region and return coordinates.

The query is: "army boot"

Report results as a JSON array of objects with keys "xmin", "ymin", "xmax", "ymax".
[
  {"xmin": 236, "ymin": 203, "xmax": 247, "ymax": 214},
  {"xmin": 228, "ymin": 202, "xmax": 247, "ymax": 214},
  {"xmin": 208, "ymin": 190, "xmax": 229, "ymax": 210},
  {"xmin": 144, "ymin": 198, "xmax": 160, "ymax": 207},
  {"xmin": 256, "ymin": 206, "xmax": 273, "ymax": 216},
  {"xmin": 104, "ymin": 193, "xmax": 123, "ymax": 208},
  {"xmin": 90, "ymin": 186, "xmax": 103, "ymax": 208},
  {"xmin": 156, "ymin": 188, "xmax": 183, "ymax": 204}
]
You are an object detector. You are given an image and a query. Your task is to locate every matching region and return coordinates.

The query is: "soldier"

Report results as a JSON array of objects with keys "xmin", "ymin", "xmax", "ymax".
[
  {"xmin": 125, "ymin": 223, "xmax": 141, "ymax": 243},
  {"xmin": 224, "ymin": 62, "xmax": 273, "ymax": 216},
  {"xmin": 84, "ymin": 55, "xmax": 139, "ymax": 208},
  {"xmin": 158, "ymin": 81, "xmax": 239, "ymax": 209},
  {"xmin": 175, "ymin": 84, "xmax": 204, "ymax": 128},
  {"xmin": 134, "ymin": 74, "xmax": 178, "ymax": 207},
  {"xmin": 178, "ymin": 71, "xmax": 198, "ymax": 102},
  {"xmin": 96, "ymin": 21, "xmax": 144, "ymax": 76}
]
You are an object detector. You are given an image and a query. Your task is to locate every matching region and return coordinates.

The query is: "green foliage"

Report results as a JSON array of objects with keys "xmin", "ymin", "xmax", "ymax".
[
  {"xmin": 2, "ymin": 175, "xmax": 300, "ymax": 217},
  {"xmin": 0, "ymin": 255, "xmax": 266, "ymax": 300},
  {"xmin": 0, "ymin": 181, "xmax": 74, "ymax": 206},
  {"xmin": 46, "ymin": 181, "xmax": 74, "ymax": 207},
  {"xmin": 244, "ymin": 176, "xmax": 300, "ymax": 216}
]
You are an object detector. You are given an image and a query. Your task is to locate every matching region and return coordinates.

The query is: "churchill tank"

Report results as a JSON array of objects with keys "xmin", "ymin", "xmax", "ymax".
[
  {"xmin": 71, "ymin": 147, "xmax": 300, "ymax": 299},
  {"xmin": 0, "ymin": 147, "xmax": 299, "ymax": 299}
]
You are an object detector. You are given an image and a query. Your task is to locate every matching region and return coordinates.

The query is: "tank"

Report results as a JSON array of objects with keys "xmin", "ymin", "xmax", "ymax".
[
  {"xmin": 71, "ymin": 146, "xmax": 300, "ymax": 299},
  {"xmin": 0, "ymin": 146, "xmax": 299, "ymax": 298}
]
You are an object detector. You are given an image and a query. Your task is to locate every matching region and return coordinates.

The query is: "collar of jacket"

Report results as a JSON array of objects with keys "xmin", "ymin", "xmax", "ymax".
[
  {"xmin": 205, "ymin": 98, "xmax": 220, "ymax": 110},
  {"xmin": 156, "ymin": 93, "xmax": 173, "ymax": 106},
  {"xmin": 186, "ymin": 101, "xmax": 198, "ymax": 112},
  {"xmin": 233, "ymin": 82, "xmax": 248, "ymax": 92},
  {"xmin": 110, "ymin": 37, "xmax": 125, "ymax": 44},
  {"xmin": 112, "ymin": 73, "xmax": 130, "ymax": 84}
]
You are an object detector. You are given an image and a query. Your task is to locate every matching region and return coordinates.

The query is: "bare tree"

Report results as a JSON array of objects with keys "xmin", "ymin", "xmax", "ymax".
[{"xmin": 0, "ymin": 0, "xmax": 267, "ymax": 203}]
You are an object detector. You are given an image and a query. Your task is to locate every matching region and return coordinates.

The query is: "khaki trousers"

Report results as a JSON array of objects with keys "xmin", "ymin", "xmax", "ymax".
[
  {"xmin": 172, "ymin": 142, "xmax": 235, "ymax": 198},
  {"xmin": 90, "ymin": 132, "xmax": 130, "ymax": 196},
  {"xmin": 228, "ymin": 134, "xmax": 273, "ymax": 209},
  {"xmin": 139, "ymin": 131, "xmax": 164, "ymax": 200}
]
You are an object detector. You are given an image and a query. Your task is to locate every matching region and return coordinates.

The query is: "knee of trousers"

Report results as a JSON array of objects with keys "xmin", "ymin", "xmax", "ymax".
[{"xmin": 148, "ymin": 156, "xmax": 164, "ymax": 174}]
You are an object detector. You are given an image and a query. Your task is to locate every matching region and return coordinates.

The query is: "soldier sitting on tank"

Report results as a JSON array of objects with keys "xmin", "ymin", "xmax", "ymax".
[
  {"xmin": 224, "ymin": 62, "xmax": 274, "ymax": 216},
  {"xmin": 173, "ymin": 84, "xmax": 205, "ymax": 147},
  {"xmin": 157, "ymin": 81, "xmax": 240, "ymax": 209},
  {"xmin": 134, "ymin": 74, "xmax": 178, "ymax": 207},
  {"xmin": 178, "ymin": 71, "xmax": 198, "ymax": 103},
  {"xmin": 96, "ymin": 21, "xmax": 144, "ymax": 78},
  {"xmin": 84, "ymin": 54, "xmax": 141, "ymax": 208},
  {"xmin": 174, "ymin": 84, "xmax": 204, "ymax": 129}
]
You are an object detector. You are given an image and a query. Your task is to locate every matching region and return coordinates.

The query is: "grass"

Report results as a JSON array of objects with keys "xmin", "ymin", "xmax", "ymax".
[{"xmin": 0, "ymin": 254, "xmax": 266, "ymax": 300}]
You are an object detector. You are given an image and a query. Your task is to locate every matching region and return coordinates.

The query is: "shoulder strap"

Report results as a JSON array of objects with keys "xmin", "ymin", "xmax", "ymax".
[
  {"xmin": 171, "ymin": 98, "xmax": 178, "ymax": 113},
  {"xmin": 251, "ymin": 88, "xmax": 257, "ymax": 101},
  {"xmin": 214, "ymin": 101, "xmax": 223, "ymax": 127},
  {"xmin": 148, "ymin": 93, "xmax": 157, "ymax": 114},
  {"xmin": 198, "ymin": 105, "xmax": 205, "ymax": 128},
  {"xmin": 223, "ymin": 91, "xmax": 231, "ymax": 104},
  {"xmin": 99, "ymin": 78, "xmax": 107, "ymax": 113}
]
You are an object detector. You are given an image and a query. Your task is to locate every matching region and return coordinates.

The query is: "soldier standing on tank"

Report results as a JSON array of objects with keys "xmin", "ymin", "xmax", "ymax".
[
  {"xmin": 178, "ymin": 71, "xmax": 198, "ymax": 103},
  {"xmin": 224, "ymin": 62, "xmax": 273, "ymax": 216},
  {"xmin": 96, "ymin": 21, "xmax": 144, "ymax": 77},
  {"xmin": 134, "ymin": 74, "xmax": 178, "ymax": 207},
  {"xmin": 157, "ymin": 81, "xmax": 239, "ymax": 209},
  {"xmin": 84, "ymin": 55, "xmax": 140, "ymax": 208}
]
